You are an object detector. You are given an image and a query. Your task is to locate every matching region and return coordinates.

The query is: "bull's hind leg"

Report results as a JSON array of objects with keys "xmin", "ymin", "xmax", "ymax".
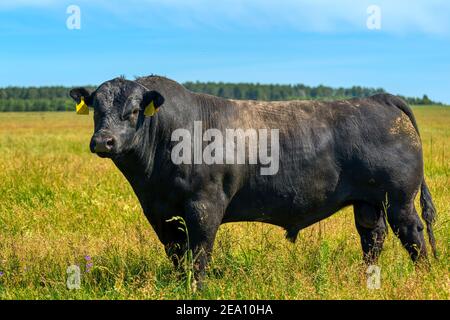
[
  {"xmin": 387, "ymin": 201, "xmax": 427, "ymax": 262},
  {"xmin": 354, "ymin": 202, "xmax": 387, "ymax": 264}
]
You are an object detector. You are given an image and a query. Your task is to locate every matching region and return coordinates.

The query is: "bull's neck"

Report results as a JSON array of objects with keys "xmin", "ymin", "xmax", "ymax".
[{"xmin": 112, "ymin": 116, "xmax": 161, "ymax": 201}]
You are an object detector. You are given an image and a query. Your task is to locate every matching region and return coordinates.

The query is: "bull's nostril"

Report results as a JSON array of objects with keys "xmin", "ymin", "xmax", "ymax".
[{"xmin": 106, "ymin": 138, "xmax": 114, "ymax": 147}]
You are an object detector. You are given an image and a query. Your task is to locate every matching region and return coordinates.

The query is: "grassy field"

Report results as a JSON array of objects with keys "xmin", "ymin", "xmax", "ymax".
[{"xmin": 0, "ymin": 107, "xmax": 448, "ymax": 300}]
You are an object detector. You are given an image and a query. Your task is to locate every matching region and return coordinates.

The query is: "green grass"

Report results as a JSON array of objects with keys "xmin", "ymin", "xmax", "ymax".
[{"xmin": 0, "ymin": 107, "xmax": 448, "ymax": 299}]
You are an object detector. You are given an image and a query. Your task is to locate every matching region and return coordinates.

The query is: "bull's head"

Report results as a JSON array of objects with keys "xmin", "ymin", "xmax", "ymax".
[{"xmin": 69, "ymin": 78, "xmax": 164, "ymax": 158}]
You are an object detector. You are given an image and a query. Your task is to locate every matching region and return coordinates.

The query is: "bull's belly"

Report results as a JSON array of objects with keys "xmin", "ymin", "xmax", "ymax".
[{"xmin": 222, "ymin": 184, "xmax": 350, "ymax": 230}]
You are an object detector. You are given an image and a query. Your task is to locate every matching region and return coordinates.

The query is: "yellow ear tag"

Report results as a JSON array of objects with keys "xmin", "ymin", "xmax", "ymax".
[
  {"xmin": 144, "ymin": 100, "xmax": 158, "ymax": 117},
  {"xmin": 76, "ymin": 97, "xmax": 89, "ymax": 115}
]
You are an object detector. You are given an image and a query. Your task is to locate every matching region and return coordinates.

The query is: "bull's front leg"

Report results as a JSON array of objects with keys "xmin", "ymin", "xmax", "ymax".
[{"xmin": 183, "ymin": 198, "xmax": 223, "ymax": 290}]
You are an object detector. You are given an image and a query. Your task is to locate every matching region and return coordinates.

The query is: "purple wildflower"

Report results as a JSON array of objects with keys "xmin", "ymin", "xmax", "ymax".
[{"xmin": 85, "ymin": 262, "xmax": 93, "ymax": 273}]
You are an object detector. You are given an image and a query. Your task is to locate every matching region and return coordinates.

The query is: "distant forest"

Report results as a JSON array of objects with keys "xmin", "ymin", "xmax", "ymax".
[{"xmin": 0, "ymin": 82, "xmax": 441, "ymax": 112}]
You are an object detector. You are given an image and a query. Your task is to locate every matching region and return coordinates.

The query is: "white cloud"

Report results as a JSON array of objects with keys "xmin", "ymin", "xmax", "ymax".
[
  {"xmin": 157, "ymin": 0, "xmax": 450, "ymax": 34},
  {"xmin": 1, "ymin": 0, "xmax": 449, "ymax": 35},
  {"xmin": 95, "ymin": 0, "xmax": 449, "ymax": 35}
]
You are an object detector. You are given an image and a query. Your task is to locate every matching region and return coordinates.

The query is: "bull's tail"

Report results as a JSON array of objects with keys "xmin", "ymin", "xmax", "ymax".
[
  {"xmin": 420, "ymin": 180, "xmax": 438, "ymax": 258},
  {"xmin": 376, "ymin": 94, "xmax": 438, "ymax": 258}
]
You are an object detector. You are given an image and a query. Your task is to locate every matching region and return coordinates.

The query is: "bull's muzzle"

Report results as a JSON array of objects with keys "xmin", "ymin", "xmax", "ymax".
[{"xmin": 90, "ymin": 133, "xmax": 116, "ymax": 154}]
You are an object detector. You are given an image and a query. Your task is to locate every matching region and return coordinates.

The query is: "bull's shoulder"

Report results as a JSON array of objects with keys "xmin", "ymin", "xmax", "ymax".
[
  {"xmin": 136, "ymin": 75, "xmax": 189, "ymax": 96},
  {"xmin": 191, "ymin": 92, "xmax": 234, "ymax": 110}
]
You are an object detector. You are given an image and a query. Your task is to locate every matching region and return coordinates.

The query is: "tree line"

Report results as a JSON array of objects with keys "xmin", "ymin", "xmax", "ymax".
[{"xmin": 0, "ymin": 83, "xmax": 441, "ymax": 112}]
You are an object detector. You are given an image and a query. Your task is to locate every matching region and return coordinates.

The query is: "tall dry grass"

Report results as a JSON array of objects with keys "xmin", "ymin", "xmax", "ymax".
[{"xmin": 0, "ymin": 108, "xmax": 448, "ymax": 299}]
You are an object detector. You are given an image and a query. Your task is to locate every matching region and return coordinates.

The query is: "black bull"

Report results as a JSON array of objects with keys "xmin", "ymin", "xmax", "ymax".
[{"xmin": 70, "ymin": 76, "xmax": 437, "ymax": 287}]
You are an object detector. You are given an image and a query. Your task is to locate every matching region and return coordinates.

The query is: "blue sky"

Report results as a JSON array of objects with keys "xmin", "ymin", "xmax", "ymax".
[{"xmin": 0, "ymin": 0, "xmax": 449, "ymax": 103}]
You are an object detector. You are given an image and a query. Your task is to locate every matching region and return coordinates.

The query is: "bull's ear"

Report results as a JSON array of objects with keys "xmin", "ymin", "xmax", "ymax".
[
  {"xmin": 142, "ymin": 90, "xmax": 165, "ymax": 116},
  {"xmin": 69, "ymin": 87, "xmax": 93, "ymax": 105}
]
